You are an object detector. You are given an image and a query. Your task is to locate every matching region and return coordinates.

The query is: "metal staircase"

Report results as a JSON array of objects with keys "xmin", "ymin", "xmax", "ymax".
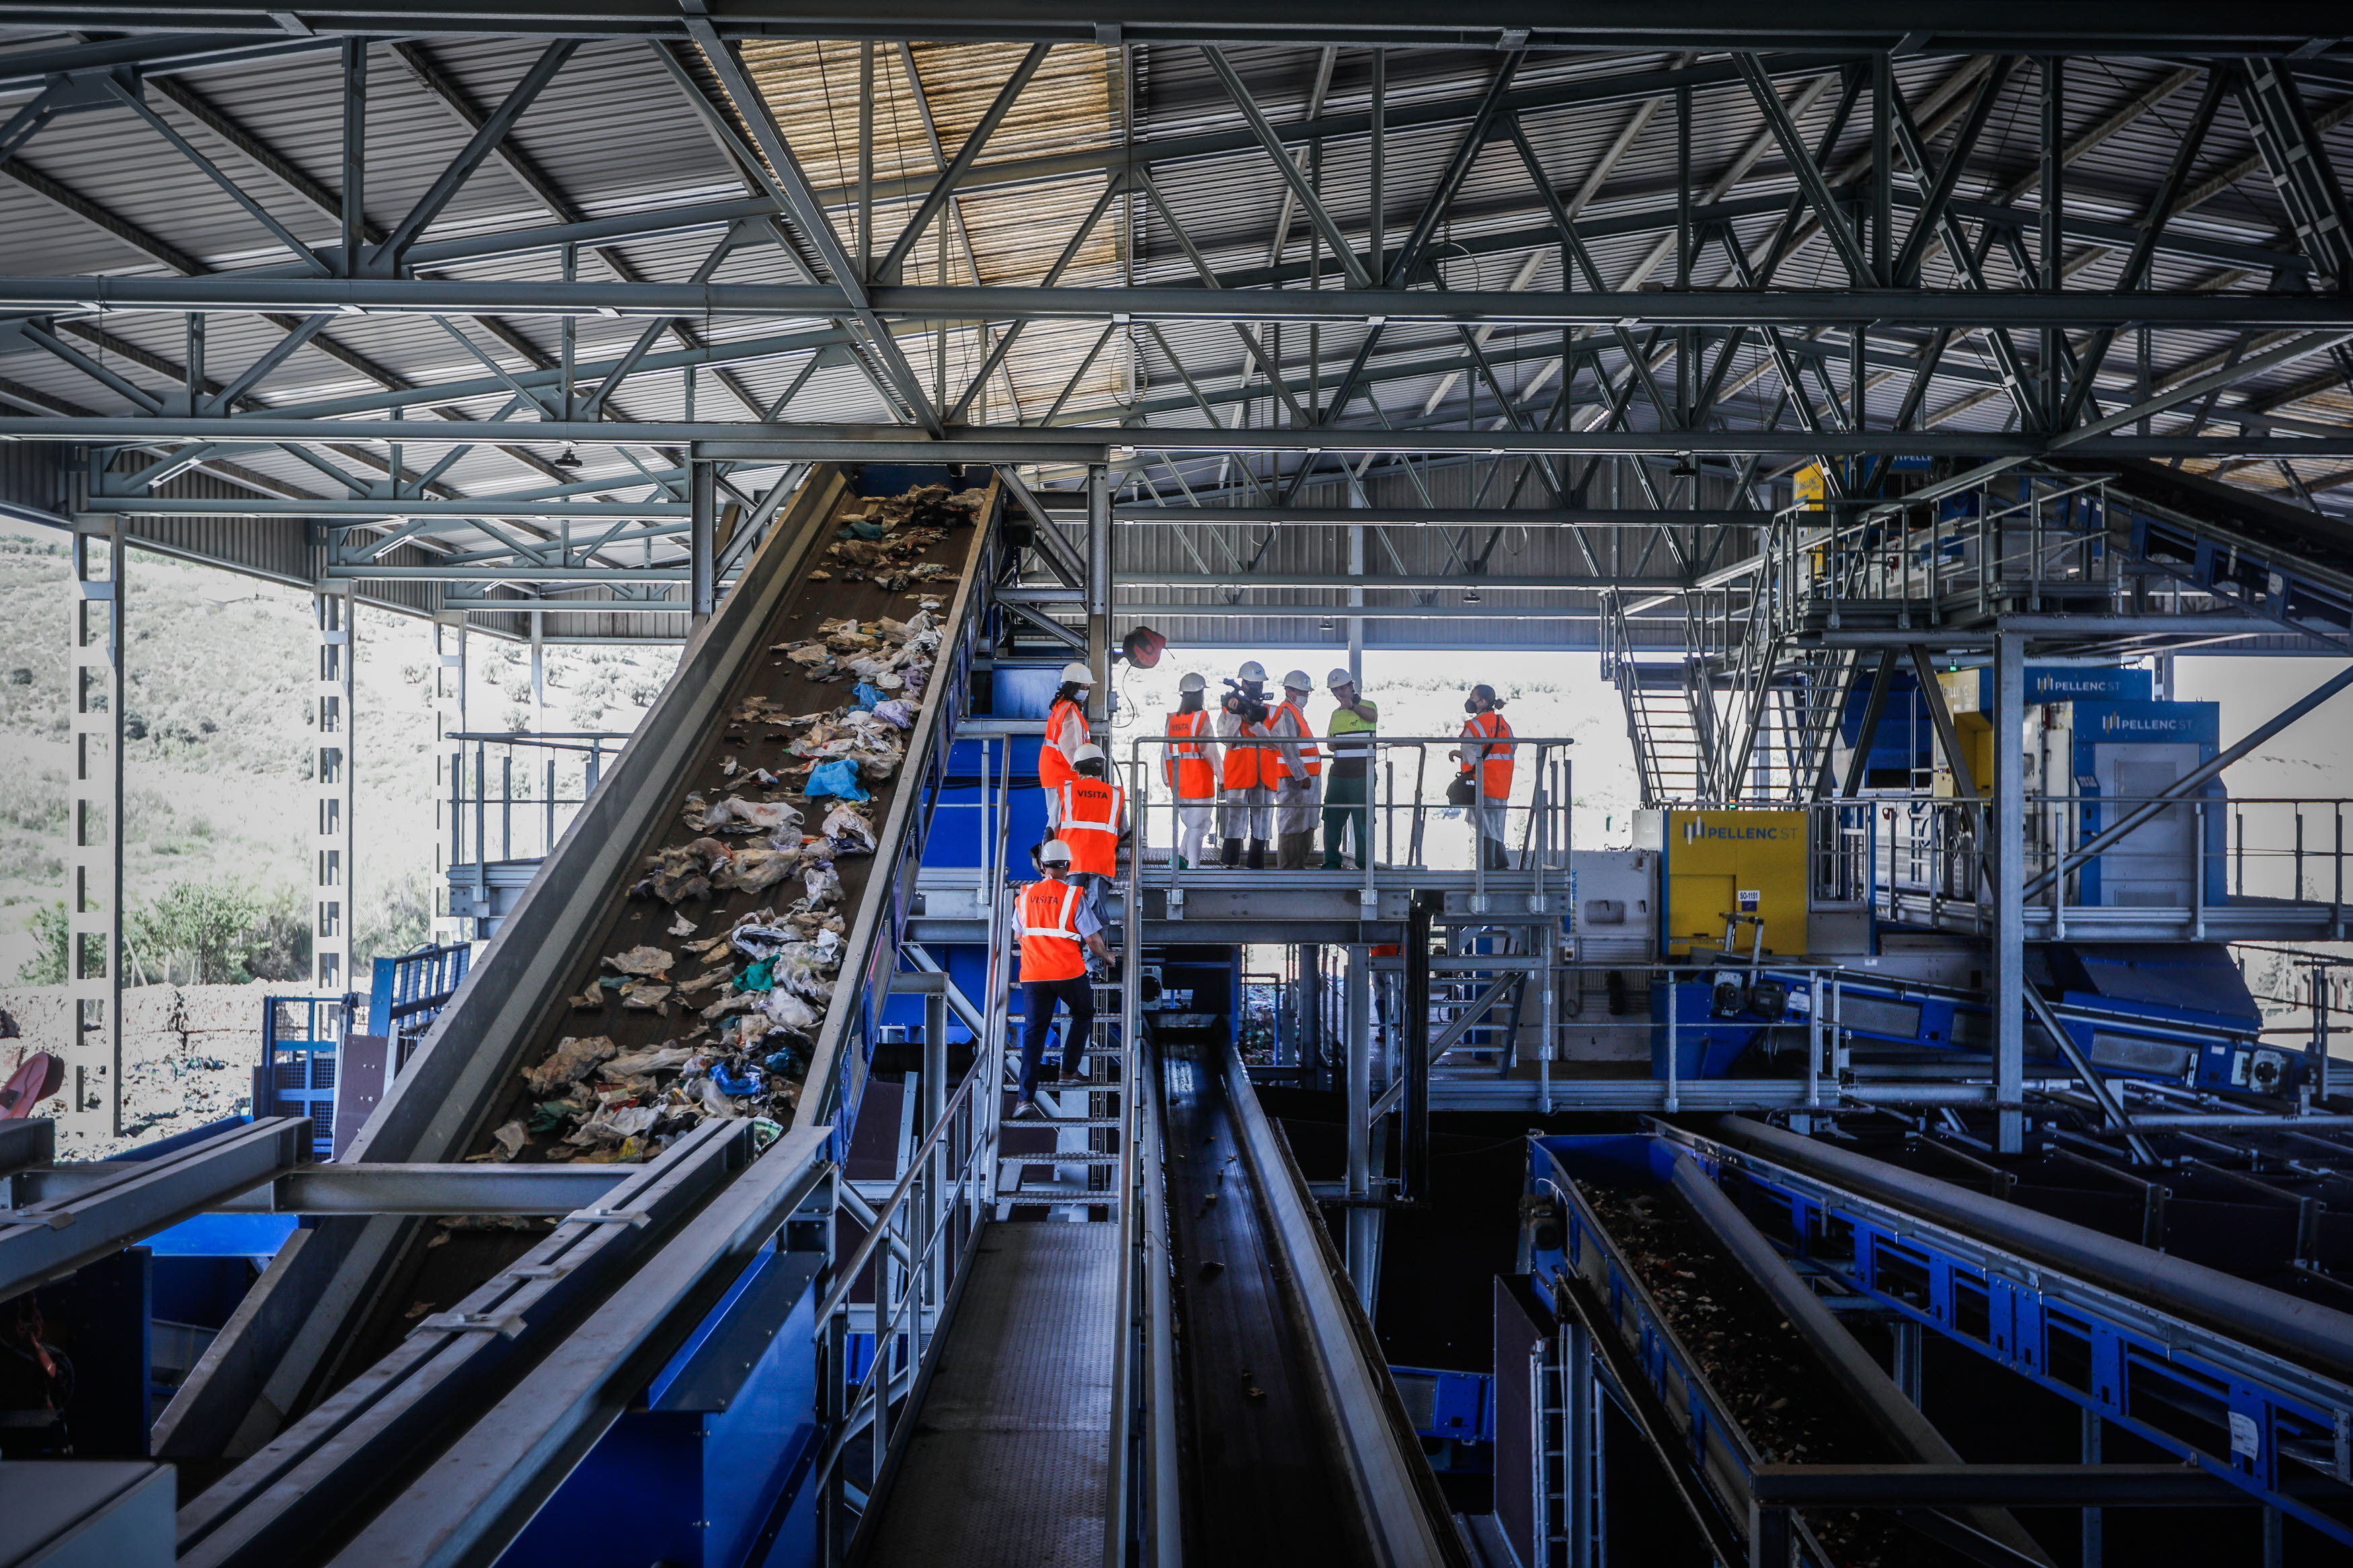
[
  {"xmin": 1600, "ymin": 591, "xmax": 1717, "ymax": 804},
  {"xmin": 988, "ymin": 884, "xmax": 1132, "ymax": 1216},
  {"xmin": 1427, "ymin": 925, "xmax": 1538, "ymax": 1081}
]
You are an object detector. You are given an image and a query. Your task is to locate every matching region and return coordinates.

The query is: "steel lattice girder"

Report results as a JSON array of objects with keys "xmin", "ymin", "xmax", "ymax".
[
  {"xmin": 0, "ymin": 1, "xmax": 2346, "ymax": 54},
  {"xmin": 4, "ymin": 421, "xmax": 2348, "ymax": 458},
  {"xmin": 11, "ymin": 276, "xmax": 2353, "ymax": 329}
]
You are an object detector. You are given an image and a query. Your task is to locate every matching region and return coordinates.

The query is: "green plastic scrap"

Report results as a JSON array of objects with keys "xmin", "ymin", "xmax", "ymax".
[
  {"xmin": 836, "ymin": 520, "xmax": 886, "ymax": 540},
  {"xmin": 750, "ymin": 1117, "xmax": 784, "ymax": 1151},
  {"xmin": 735, "ymin": 956, "xmax": 777, "ymax": 993},
  {"xmin": 529, "ymin": 1098, "xmax": 585, "ymax": 1133}
]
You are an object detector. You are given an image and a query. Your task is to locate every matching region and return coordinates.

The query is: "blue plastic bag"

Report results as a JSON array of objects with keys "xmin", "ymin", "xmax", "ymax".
[
  {"xmin": 803, "ymin": 759, "xmax": 870, "ymax": 800},
  {"xmin": 709, "ymin": 1063, "xmax": 762, "ymax": 1096},
  {"xmin": 852, "ymin": 682, "xmax": 886, "ymax": 711}
]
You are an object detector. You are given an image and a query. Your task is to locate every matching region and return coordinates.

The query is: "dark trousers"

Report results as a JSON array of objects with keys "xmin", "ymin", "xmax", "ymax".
[
  {"xmin": 1020, "ymin": 974, "xmax": 1094, "ymax": 1098},
  {"xmin": 1321, "ymin": 772, "xmax": 1369, "ymax": 868}
]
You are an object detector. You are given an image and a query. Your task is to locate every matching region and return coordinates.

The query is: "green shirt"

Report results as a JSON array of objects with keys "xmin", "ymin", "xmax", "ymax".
[{"xmin": 1326, "ymin": 698, "xmax": 1378, "ymax": 778}]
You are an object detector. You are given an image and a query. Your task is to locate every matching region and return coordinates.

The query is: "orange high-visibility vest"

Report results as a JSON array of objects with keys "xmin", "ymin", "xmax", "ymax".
[
  {"xmin": 1266, "ymin": 700, "xmax": 1322, "ymax": 782},
  {"xmin": 1165, "ymin": 710, "xmax": 1216, "ymax": 799},
  {"xmin": 1017, "ymin": 877, "xmax": 1086, "ymax": 983},
  {"xmin": 1056, "ymin": 777, "xmax": 1125, "ymax": 877},
  {"xmin": 1462, "ymin": 710, "xmax": 1515, "ymax": 799},
  {"xmin": 1039, "ymin": 698, "xmax": 1088, "ymax": 792},
  {"xmin": 1221, "ymin": 717, "xmax": 1271, "ymax": 791}
]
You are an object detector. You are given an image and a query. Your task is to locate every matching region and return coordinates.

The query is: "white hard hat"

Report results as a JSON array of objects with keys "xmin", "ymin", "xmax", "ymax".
[
  {"xmin": 1281, "ymin": 669, "xmax": 1313, "ymax": 692},
  {"xmin": 1326, "ymin": 668, "xmax": 1355, "ymax": 690},
  {"xmin": 1039, "ymin": 839, "xmax": 1073, "ymax": 864},
  {"xmin": 1074, "ymin": 743, "xmax": 1105, "ymax": 764},
  {"xmin": 1177, "ymin": 671, "xmax": 1205, "ymax": 692},
  {"xmin": 1236, "ymin": 660, "xmax": 1267, "ymax": 682},
  {"xmin": 1058, "ymin": 661, "xmax": 1093, "ymax": 686}
]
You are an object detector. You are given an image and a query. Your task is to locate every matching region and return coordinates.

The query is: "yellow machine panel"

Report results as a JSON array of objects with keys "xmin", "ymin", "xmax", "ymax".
[
  {"xmin": 1636, "ymin": 809, "xmax": 1810, "ymax": 957},
  {"xmin": 1933, "ymin": 669, "xmax": 1994, "ymax": 796},
  {"xmin": 1792, "ymin": 461, "xmax": 1830, "ymax": 508}
]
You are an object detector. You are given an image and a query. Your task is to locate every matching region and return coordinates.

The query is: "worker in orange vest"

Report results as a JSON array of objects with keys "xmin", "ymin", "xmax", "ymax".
[
  {"xmin": 1267, "ymin": 669, "xmax": 1323, "ymax": 868},
  {"xmin": 1215, "ymin": 661, "xmax": 1275, "ymax": 869},
  {"xmin": 1038, "ymin": 660, "xmax": 1092, "ymax": 831},
  {"xmin": 1012, "ymin": 839, "xmax": 1112, "ymax": 1115},
  {"xmin": 1453, "ymin": 683, "xmax": 1516, "ymax": 870},
  {"xmin": 1162, "ymin": 672, "xmax": 1222, "ymax": 867},
  {"xmin": 1055, "ymin": 743, "xmax": 1126, "ymax": 925}
]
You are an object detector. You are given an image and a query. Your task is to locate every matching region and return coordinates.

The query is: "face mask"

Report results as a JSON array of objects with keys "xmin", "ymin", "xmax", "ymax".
[{"xmin": 1464, "ymin": 697, "xmax": 1480, "ymax": 714}]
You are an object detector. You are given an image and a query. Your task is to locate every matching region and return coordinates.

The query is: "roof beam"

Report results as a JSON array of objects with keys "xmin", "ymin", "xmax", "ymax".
[
  {"xmin": 13, "ymin": 276, "xmax": 2353, "ymax": 330},
  {"xmin": 0, "ymin": 4, "xmax": 2342, "ymax": 56}
]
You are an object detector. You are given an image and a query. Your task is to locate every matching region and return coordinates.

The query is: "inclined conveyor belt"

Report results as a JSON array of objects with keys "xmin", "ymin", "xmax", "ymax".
[{"xmin": 165, "ymin": 466, "xmax": 995, "ymax": 1567}]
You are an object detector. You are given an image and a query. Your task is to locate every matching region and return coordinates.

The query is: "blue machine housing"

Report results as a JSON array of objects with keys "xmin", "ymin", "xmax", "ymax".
[
  {"xmin": 1648, "ymin": 942, "xmax": 2292, "ymax": 1096},
  {"xmin": 1648, "ymin": 977, "xmax": 1791, "ymax": 1080},
  {"xmin": 2048, "ymin": 697, "xmax": 2228, "ymax": 907},
  {"xmin": 497, "ymin": 1243, "xmax": 826, "ymax": 1568}
]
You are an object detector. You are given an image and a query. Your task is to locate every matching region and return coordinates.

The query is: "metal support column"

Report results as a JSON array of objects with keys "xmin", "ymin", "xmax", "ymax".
[
  {"xmin": 66, "ymin": 514, "xmax": 123, "ymax": 1143},
  {"xmin": 2081, "ymin": 1407, "xmax": 2103, "ymax": 1568},
  {"xmin": 1402, "ymin": 891, "xmax": 1437, "ymax": 1201},
  {"xmin": 1994, "ymin": 630, "xmax": 2026, "ymax": 1153},
  {"xmin": 1556, "ymin": 1320, "xmax": 1604, "ymax": 1568},
  {"xmin": 919, "ymin": 977, "xmax": 948, "ymax": 1318},
  {"xmin": 430, "ymin": 610, "xmax": 469, "ymax": 946},
  {"xmin": 1347, "ymin": 519, "xmax": 1365, "ymax": 684},
  {"xmin": 313, "ymin": 582, "xmax": 356, "ymax": 993},
  {"xmin": 1344, "ymin": 943, "xmax": 1378, "ymax": 1309},
  {"xmin": 1086, "ymin": 461, "xmax": 1111, "ymax": 723},
  {"xmin": 1891, "ymin": 1319, "xmax": 1923, "ymax": 1405},
  {"xmin": 689, "ymin": 459, "xmax": 717, "ymax": 625}
]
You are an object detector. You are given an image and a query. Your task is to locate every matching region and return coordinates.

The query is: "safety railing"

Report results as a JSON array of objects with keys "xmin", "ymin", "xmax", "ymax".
[
  {"xmin": 445, "ymin": 730, "xmax": 633, "ymax": 870},
  {"xmin": 1111, "ymin": 750, "xmax": 1178, "ymax": 1565},
  {"xmin": 1119, "ymin": 733, "xmax": 1577, "ymax": 907},
  {"xmin": 1764, "ymin": 466, "xmax": 2124, "ymax": 629},
  {"xmin": 1813, "ymin": 794, "xmax": 2353, "ymax": 935},
  {"xmin": 366, "ymin": 941, "xmax": 471, "ymax": 1075},
  {"xmin": 817, "ymin": 1028, "xmax": 995, "ymax": 1556},
  {"xmin": 257, "ymin": 994, "xmax": 354, "ymax": 1160}
]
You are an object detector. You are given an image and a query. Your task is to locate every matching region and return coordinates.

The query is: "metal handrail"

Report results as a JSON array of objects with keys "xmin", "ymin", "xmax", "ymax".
[
  {"xmin": 814, "ymin": 1035, "xmax": 995, "ymax": 1524},
  {"xmin": 1222, "ymin": 1034, "xmax": 1471, "ymax": 1567},
  {"xmin": 1103, "ymin": 753, "xmax": 1180, "ymax": 1565},
  {"xmin": 813, "ymin": 1051, "xmax": 989, "ymax": 1331},
  {"xmin": 1120, "ymin": 732, "xmax": 1579, "ymax": 880}
]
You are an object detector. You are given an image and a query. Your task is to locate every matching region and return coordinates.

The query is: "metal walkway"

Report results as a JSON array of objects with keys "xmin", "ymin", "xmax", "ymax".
[{"xmin": 858, "ymin": 1221, "xmax": 1117, "ymax": 1568}]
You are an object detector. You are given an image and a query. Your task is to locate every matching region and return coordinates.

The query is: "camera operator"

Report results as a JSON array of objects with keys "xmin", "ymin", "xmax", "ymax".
[{"xmin": 1215, "ymin": 661, "xmax": 1275, "ymax": 868}]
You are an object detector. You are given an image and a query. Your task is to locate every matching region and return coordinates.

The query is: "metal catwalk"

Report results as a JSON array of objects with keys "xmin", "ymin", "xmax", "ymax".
[{"xmin": 856, "ymin": 1223, "xmax": 1119, "ymax": 1568}]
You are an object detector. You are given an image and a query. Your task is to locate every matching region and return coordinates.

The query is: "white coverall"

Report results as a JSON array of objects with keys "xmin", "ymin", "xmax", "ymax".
[
  {"xmin": 1266, "ymin": 698, "xmax": 1322, "ymax": 837},
  {"xmin": 1214, "ymin": 706, "xmax": 1273, "ymax": 843}
]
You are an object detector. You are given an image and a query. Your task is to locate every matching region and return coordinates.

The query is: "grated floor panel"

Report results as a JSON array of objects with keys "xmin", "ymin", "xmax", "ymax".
[{"xmin": 857, "ymin": 1221, "xmax": 1117, "ymax": 1568}]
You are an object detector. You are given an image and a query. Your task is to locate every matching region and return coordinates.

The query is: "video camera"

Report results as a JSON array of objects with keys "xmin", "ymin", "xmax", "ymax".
[{"xmin": 1218, "ymin": 677, "xmax": 1270, "ymax": 726}]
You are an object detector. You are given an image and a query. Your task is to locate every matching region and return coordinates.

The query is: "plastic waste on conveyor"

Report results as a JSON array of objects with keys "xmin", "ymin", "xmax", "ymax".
[{"xmin": 158, "ymin": 468, "xmax": 997, "ymax": 1505}]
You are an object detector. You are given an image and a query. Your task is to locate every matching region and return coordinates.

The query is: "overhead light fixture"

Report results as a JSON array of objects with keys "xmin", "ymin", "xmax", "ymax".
[
  {"xmin": 1670, "ymin": 452, "xmax": 1698, "ymax": 479},
  {"xmin": 1464, "ymin": 588, "xmax": 1482, "ymax": 604},
  {"xmin": 552, "ymin": 446, "xmax": 583, "ymax": 471}
]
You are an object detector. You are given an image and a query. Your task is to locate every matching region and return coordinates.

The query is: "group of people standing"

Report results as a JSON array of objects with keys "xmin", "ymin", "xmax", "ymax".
[
  {"xmin": 1038, "ymin": 659, "xmax": 1517, "ymax": 875},
  {"xmin": 1009, "ymin": 659, "xmax": 1519, "ymax": 1114}
]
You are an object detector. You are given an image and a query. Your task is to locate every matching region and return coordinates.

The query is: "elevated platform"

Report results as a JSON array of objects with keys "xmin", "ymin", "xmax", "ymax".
[{"xmin": 910, "ymin": 866, "xmax": 1565, "ymax": 946}]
